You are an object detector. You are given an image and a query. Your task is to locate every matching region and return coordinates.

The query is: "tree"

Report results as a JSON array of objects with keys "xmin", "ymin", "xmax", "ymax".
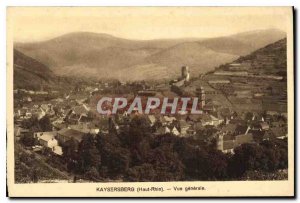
[
  {"xmin": 146, "ymin": 145, "xmax": 185, "ymax": 181},
  {"xmin": 123, "ymin": 116, "xmax": 151, "ymax": 147},
  {"xmin": 260, "ymin": 139, "xmax": 288, "ymax": 171},
  {"xmin": 228, "ymin": 140, "xmax": 288, "ymax": 179},
  {"xmin": 78, "ymin": 134, "xmax": 101, "ymax": 173},
  {"xmin": 206, "ymin": 150, "xmax": 229, "ymax": 180},
  {"xmin": 126, "ymin": 164, "xmax": 156, "ymax": 182},
  {"xmin": 229, "ymin": 144, "xmax": 263, "ymax": 177},
  {"xmin": 181, "ymin": 146, "xmax": 210, "ymax": 180},
  {"xmin": 22, "ymin": 116, "xmax": 39, "ymax": 131},
  {"xmin": 20, "ymin": 132, "xmax": 36, "ymax": 146},
  {"xmin": 21, "ymin": 115, "xmax": 52, "ymax": 132},
  {"xmin": 62, "ymin": 138, "xmax": 78, "ymax": 160},
  {"xmin": 31, "ymin": 168, "xmax": 39, "ymax": 183},
  {"xmin": 84, "ymin": 167, "xmax": 101, "ymax": 181},
  {"xmin": 245, "ymin": 112, "xmax": 253, "ymax": 121},
  {"xmin": 95, "ymin": 133, "xmax": 130, "ymax": 178}
]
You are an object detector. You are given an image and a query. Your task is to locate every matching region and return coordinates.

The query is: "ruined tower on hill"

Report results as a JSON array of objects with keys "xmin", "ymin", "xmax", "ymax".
[{"xmin": 181, "ymin": 66, "xmax": 190, "ymax": 82}]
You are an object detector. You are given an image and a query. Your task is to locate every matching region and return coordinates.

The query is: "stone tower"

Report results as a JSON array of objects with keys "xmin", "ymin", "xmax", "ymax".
[{"xmin": 181, "ymin": 66, "xmax": 190, "ymax": 82}]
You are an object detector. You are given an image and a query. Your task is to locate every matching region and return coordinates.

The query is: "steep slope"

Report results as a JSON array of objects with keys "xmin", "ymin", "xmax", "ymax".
[
  {"xmin": 13, "ymin": 49, "xmax": 56, "ymax": 90},
  {"xmin": 216, "ymin": 38, "xmax": 287, "ymax": 76},
  {"xmin": 14, "ymin": 29, "xmax": 286, "ymax": 81}
]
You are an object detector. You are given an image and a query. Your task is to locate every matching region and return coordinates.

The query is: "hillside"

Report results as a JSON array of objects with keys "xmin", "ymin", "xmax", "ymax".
[
  {"xmin": 13, "ymin": 49, "xmax": 56, "ymax": 90},
  {"xmin": 206, "ymin": 38, "xmax": 287, "ymax": 113},
  {"xmin": 14, "ymin": 29, "xmax": 286, "ymax": 81},
  {"xmin": 217, "ymin": 38, "xmax": 287, "ymax": 76},
  {"xmin": 235, "ymin": 38, "xmax": 287, "ymax": 76}
]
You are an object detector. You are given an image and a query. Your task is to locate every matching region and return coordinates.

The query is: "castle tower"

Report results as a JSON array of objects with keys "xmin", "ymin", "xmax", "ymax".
[{"xmin": 181, "ymin": 66, "xmax": 190, "ymax": 82}]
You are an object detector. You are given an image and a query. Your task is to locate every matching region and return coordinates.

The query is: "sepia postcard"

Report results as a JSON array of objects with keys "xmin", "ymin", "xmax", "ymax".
[{"xmin": 6, "ymin": 7, "xmax": 294, "ymax": 197}]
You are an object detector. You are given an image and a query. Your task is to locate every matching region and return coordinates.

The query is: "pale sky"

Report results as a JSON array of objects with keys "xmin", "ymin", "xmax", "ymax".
[{"xmin": 8, "ymin": 7, "xmax": 291, "ymax": 42}]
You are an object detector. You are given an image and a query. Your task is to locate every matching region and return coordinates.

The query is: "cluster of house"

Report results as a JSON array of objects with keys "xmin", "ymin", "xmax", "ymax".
[
  {"xmin": 25, "ymin": 105, "xmax": 223, "ymax": 156},
  {"xmin": 147, "ymin": 114, "xmax": 223, "ymax": 137},
  {"xmin": 14, "ymin": 77, "xmax": 288, "ymax": 156},
  {"xmin": 17, "ymin": 100, "xmax": 229, "ymax": 156},
  {"xmin": 14, "ymin": 90, "xmax": 102, "ymax": 155},
  {"xmin": 33, "ymin": 128, "xmax": 87, "ymax": 156},
  {"xmin": 216, "ymin": 112, "xmax": 287, "ymax": 153}
]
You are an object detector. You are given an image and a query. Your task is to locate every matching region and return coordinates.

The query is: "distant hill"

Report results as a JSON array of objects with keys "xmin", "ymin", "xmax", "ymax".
[
  {"xmin": 140, "ymin": 42, "xmax": 237, "ymax": 80},
  {"xmin": 197, "ymin": 29, "xmax": 286, "ymax": 56},
  {"xmin": 14, "ymin": 29, "xmax": 286, "ymax": 81},
  {"xmin": 13, "ymin": 49, "xmax": 56, "ymax": 90}
]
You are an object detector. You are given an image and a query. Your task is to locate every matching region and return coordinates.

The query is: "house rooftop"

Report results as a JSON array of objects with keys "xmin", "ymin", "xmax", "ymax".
[
  {"xmin": 36, "ymin": 131, "xmax": 57, "ymax": 142},
  {"xmin": 73, "ymin": 105, "xmax": 90, "ymax": 115},
  {"xmin": 156, "ymin": 126, "xmax": 171, "ymax": 134},
  {"xmin": 235, "ymin": 133, "xmax": 254, "ymax": 145},
  {"xmin": 198, "ymin": 114, "xmax": 211, "ymax": 122},
  {"xmin": 69, "ymin": 124, "xmax": 99, "ymax": 134},
  {"xmin": 179, "ymin": 119, "xmax": 190, "ymax": 128},
  {"xmin": 220, "ymin": 123, "xmax": 237, "ymax": 134},
  {"xmin": 162, "ymin": 116, "xmax": 176, "ymax": 123},
  {"xmin": 223, "ymin": 140, "xmax": 236, "ymax": 150},
  {"xmin": 270, "ymin": 127, "xmax": 287, "ymax": 138},
  {"xmin": 57, "ymin": 128, "xmax": 86, "ymax": 142},
  {"xmin": 147, "ymin": 115, "xmax": 157, "ymax": 124}
]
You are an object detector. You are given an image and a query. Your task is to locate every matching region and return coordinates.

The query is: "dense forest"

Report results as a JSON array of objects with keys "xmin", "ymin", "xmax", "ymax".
[{"xmin": 18, "ymin": 115, "xmax": 288, "ymax": 182}]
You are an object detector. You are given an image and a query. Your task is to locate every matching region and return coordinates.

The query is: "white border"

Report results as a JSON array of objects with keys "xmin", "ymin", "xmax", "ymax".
[{"xmin": 2, "ymin": 1, "xmax": 299, "ymax": 202}]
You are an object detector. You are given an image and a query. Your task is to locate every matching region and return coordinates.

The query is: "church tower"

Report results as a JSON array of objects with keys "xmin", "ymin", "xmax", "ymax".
[
  {"xmin": 216, "ymin": 134, "xmax": 224, "ymax": 151},
  {"xmin": 200, "ymin": 86, "xmax": 205, "ymax": 108},
  {"xmin": 196, "ymin": 86, "xmax": 206, "ymax": 109}
]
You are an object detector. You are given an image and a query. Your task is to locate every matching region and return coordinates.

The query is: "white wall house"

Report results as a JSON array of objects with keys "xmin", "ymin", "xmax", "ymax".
[{"xmin": 34, "ymin": 132, "xmax": 58, "ymax": 149}]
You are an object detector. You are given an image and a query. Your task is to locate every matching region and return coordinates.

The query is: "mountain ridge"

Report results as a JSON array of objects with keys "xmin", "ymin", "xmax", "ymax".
[{"xmin": 14, "ymin": 28, "xmax": 286, "ymax": 81}]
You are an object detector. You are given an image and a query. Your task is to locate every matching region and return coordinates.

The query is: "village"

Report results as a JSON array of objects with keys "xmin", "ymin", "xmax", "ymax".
[{"xmin": 14, "ymin": 64, "xmax": 288, "ymax": 165}]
